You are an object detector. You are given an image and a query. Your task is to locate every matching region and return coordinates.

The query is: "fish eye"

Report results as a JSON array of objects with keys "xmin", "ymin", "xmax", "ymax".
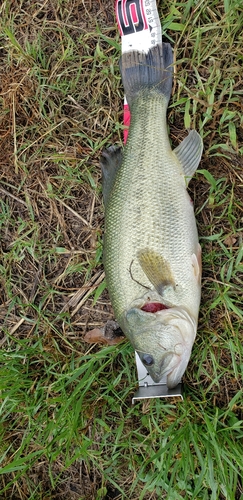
[{"xmin": 142, "ymin": 354, "xmax": 154, "ymax": 366}]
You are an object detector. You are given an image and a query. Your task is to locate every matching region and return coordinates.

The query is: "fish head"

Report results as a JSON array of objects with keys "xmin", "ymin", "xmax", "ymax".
[{"xmin": 125, "ymin": 305, "xmax": 197, "ymax": 388}]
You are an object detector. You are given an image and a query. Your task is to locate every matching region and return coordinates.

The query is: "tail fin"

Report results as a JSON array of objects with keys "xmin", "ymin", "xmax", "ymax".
[{"xmin": 119, "ymin": 43, "xmax": 173, "ymax": 109}]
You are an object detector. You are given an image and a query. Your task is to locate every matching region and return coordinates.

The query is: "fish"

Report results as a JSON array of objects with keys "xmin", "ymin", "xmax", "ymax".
[{"xmin": 100, "ymin": 42, "xmax": 203, "ymax": 388}]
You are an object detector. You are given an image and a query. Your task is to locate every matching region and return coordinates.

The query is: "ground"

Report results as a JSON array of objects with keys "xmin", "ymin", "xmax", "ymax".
[{"xmin": 0, "ymin": 0, "xmax": 243, "ymax": 499}]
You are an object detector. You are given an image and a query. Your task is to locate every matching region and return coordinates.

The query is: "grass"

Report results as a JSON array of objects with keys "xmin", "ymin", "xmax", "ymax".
[{"xmin": 0, "ymin": 0, "xmax": 242, "ymax": 498}]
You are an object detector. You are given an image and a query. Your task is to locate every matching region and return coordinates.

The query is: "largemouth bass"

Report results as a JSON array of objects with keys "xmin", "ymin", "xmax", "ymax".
[{"xmin": 101, "ymin": 43, "xmax": 203, "ymax": 388}]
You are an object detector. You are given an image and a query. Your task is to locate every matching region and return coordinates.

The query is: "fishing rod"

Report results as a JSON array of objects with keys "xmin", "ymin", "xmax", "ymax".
[{"xmin": 115, "ymin": 0, "xmax": 183, "ymax": 403}]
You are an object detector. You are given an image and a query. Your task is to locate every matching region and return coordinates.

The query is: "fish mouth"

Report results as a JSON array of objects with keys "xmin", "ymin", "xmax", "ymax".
[
  {"xmin": 141, "ymin": 302, "xmax": 169, "ymax": 313},
  {"xmin": 147, "ymin": 365, "xmax": 173, "ymax": 384},
  {"xmin": 149, "ymin": 371, "xmax": 165, "ymax": 383},
  {"xmin": 145, "ymin": 352, "xmax": 177, "ymax": 384}
]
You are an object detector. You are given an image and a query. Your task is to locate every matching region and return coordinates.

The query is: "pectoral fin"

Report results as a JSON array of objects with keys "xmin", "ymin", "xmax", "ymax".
[
  {"xmin": 100, "ymin": 146, "xmax": 123, "ymax": 206},
  {"xmin": 137, "ymin": 249, "xmax": 175, "ymax": 295},
  {"xmin": 173, "ymin": 130, "xmax": 203, "ymax": 185}
]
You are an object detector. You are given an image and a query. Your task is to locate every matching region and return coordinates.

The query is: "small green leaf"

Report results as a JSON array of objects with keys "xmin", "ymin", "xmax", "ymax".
[
  {"xmin": 184, "ymin": 99, "xmax": 191, "ymax": 129},
  {"xmin": 167, "ymin": 22, "xmax": 185, "ymax": 31},
  {"xmin": 228, "ymin": 122, "xmax": 237, "ymax": 149},
  {"xmin": 93, "ymin": 280, "xmax": 107, "ymax": 305},
  {"xmin": 54, "ymin": 247, "xmax": 70, "ymax": 254},
  {"xmin": 197, "ymin": 169, "xmax": 217, "ymax": 190}
]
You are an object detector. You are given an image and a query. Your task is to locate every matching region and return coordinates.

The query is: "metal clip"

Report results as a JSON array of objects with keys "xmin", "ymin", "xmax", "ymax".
[{"xmin": 132, "ymin": 353, "xmax": 183, "ymax": 403}]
